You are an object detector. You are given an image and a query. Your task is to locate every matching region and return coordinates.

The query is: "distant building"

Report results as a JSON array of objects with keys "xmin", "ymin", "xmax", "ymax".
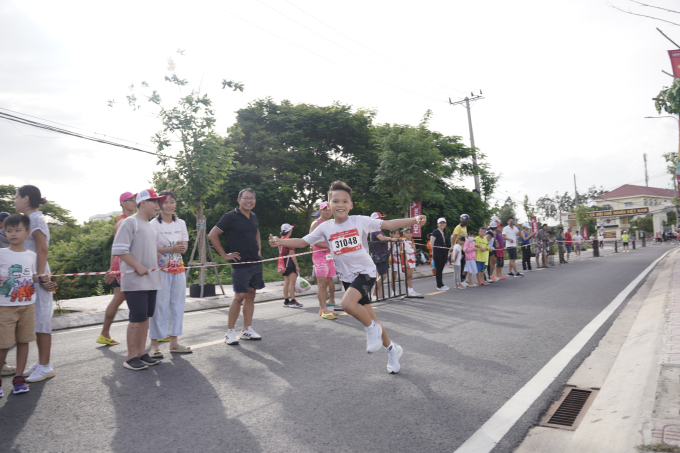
[
  {"xmin": 560, "ymin": 184, "xmax": 677, "ymax": 238},
  {"xmin": 88, "ymin": 211, "xmax": 122, "ymax": 222}
]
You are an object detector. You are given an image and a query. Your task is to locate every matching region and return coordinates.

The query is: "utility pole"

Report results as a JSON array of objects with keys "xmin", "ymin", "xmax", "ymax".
[
  {"xmin": 644, "ymin": 153, "xmax": 649, "ymax": 186},
  {"xmin": 574, "ymin": 174, "xmax": 578, "ymax": 206},
  {"xmin": 450, "ymin": 92, "xmax": 484, "ymax": 196}
]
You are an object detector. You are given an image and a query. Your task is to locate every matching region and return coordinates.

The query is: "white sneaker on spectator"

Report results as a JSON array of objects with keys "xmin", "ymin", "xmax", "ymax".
[
  {"xmin": 387, "ymin": 344, "xmax": 403, "ymax": 374},
  {"xmin": 225, "ymin": 329, "xmax": 239, "ymax": 345},
  {"xmin": 26, "ymin": 364, "xmax": 55, "ymax": 382},
  {"xmin": 365, "ymin": 322, "xmax": 383, "ymax": 353},
  {"xmin": 441, "ymin": 285, "xmax": 450, "ymax": 291},
  {"xmin": 240, "ymin": 326, "xmax": 262, "ymax": 340},
  {"xmin": 23, "ymin": 361, "xmax": 39, "ymax": 377}
]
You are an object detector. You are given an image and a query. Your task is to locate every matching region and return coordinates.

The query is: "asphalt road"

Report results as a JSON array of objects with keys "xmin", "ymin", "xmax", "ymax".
[{"xmin": 0, "ymin": 244, "xmax": 676, "ymax": 453}]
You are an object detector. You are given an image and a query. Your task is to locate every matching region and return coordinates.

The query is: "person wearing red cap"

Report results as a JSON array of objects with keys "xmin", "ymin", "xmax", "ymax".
[
  {"xmin": 279, "ymin": 223, "xmax": 302, "ymax": 309},
  {"xmin": 97, "ymin": 191, "xmax": 137, "ymax": 346},
  {"xmin": 112, "ymin": 189, "xmax": 167, "ymax": 371},
  {"xmin": 310, "ymin": 202, "xmax": 337, "ymax": 319}
]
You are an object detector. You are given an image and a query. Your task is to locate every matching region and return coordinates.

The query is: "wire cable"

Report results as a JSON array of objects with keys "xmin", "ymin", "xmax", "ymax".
[
  {"xmin": 283, "ymin": 0, "xmax": 471, "ymax": 95},
  {"xmin": 256, "ymin": 0, "xmax": 459, "ymax": 98},
  {"xmin": 201, "ymin": 0, "xmax": 448, "ymax": 104}
]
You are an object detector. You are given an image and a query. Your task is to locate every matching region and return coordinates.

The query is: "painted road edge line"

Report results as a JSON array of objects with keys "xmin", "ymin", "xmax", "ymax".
[{"xmin": 454, "ymin": 248, "xmax": 674, "ymax": 453}]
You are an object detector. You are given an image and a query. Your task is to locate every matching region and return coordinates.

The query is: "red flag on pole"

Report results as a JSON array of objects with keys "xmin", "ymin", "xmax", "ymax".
[
  {"xmin": 531, "ymin": 216, "xmax": 539, "ymax": 235},
  {"xmin": 582, "ymin": 225, "xmax": 588, "ymax": 238},
  {"xmin": 668, "ymin": 50, "xmax": 680, "ymax": 78},
  {"xmin": 410, "ymin": 200, "xmax": 422, "ymax": 238}
]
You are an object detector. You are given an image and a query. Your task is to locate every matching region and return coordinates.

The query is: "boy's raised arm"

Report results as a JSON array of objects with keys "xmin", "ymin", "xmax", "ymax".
[
  {"xmin": 269, "ymin": 234, "xmax": 310, "ymax": 249},
  {"xmin": 382, "ymin": 215, "xmax": 426, "ymax": 231}
]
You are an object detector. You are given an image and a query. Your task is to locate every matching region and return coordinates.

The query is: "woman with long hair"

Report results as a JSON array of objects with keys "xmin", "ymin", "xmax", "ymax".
[
  {"xmin": 148, "ymin": 191, "xmax": 191, "ymax": 357},
  {"xmin": 15, "ymin": 185, "xmax": 58, "ymax": 382}
]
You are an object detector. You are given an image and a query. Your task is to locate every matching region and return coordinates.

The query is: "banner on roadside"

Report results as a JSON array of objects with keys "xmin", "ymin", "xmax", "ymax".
[
  {"xmin": 410, "ymin": 200, "xmax": 422, "ymax": 238},
  {"xmin": 583, "ymin": 225, "xmax": 588, "ymax": 238},
  {"xmin": 531, "ymin": 216, "xmax": 539, "ymax": 234},
  {"xmin": 669, "ymin": 50, "xmax": 680, "ymax": 78}
]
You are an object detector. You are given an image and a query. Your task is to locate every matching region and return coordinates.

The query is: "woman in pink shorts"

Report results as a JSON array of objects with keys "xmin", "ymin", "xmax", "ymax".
[{"xmin": 310, "ymin": 202, "xmax": 337, "ymax": 320}]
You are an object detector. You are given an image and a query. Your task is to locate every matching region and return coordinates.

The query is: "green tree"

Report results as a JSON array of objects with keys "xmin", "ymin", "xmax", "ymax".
[
  {"xmin": 372, "ymin": 110, "xmax": 487, "ymax": 216},
  {"xmin": 224, "ymin": 98, "xmax": 376, "ymax": 232},
  {"xmin": 497, "ymin": 197, "xmax": 517, "ymax": 226},
  {"xmin": 522, "ymin": 195, "xmax": 536, "ymax": 222},
  {"xmin": 0, "ymin": 184, "xmax": 76, "ymax": 226},
  {"xmin": 536, "ymin": 195, "xmax": 557, "ymax": 221}
]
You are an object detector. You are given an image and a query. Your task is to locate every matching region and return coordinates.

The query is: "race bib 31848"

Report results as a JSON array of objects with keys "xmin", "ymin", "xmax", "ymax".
[{"xmin": 330, "ymin": 229, "xmax": 362, "ymax": 255}]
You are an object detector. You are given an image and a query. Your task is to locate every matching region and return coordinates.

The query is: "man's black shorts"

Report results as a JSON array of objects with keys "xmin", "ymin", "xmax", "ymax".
[
  {"xmin": 232, "ymin": 263, "xmax": 265, "ymax": 293},
  {"xmin": 342, "ymin": 274, "xmax": 376, "ymax": 306},
  {"xmin": 507, "ymin": 247, "xmax": 517, "ymax": 260},
  {"xmin": 623, "ymin": 242, "xmax": 629, "ymax": 247},
  {"xmin": 111, "ymin": 279, "xmax": 120, "ymax": 288},
  {"xmin": 124, "ymin": 290, "xmax": 157, "ymax": 322},
  {"xmin": 496, "ymin": 257, "xmax": 504, "ymax": 268}
]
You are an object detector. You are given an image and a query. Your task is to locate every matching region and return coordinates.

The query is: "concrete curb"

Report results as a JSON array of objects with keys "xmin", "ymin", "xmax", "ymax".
[{"xmin": 51, "ymin": 267, "xmax": 451, "ymax": 331}]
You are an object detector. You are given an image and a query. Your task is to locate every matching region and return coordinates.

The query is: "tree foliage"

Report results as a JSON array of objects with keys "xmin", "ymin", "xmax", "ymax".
[
  {"xmin": 0, "ymin": 184, "xmax": 76, "ymax": 226},
  {"xmin": 497, "ymin": 197, "xmax": 517, "ymax": 226}
]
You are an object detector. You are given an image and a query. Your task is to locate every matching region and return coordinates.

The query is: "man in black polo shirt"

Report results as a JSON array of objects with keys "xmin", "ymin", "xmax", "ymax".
[{"xmin": 209, "ymin": 188, "xmax": 264, "ymax": 345}]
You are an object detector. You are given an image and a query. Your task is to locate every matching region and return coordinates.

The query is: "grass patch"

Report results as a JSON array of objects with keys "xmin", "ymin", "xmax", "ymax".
[
  {"xmin": 637, "ymin": 444, "xmax": 680, "ymax": 452},
  {"xmin": 53, "ymin": 308, "xmax": 73, "ymax": 315}
]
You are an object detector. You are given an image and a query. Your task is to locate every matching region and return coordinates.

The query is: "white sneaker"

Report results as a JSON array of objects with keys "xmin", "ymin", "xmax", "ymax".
[
  {"xmin": 436, "ymin": 286, "xmax": 446, "ymax": 291},
  {"xmin": 225, "ymin": 329, "xmax": 239, "ymax": 345},
  {"xmin": 365, "ymin": 322, "xmax": 383, "ymax": 353},
  {"xmin": 407, "ymin": 289, "xmax": 421, "ymax": 297},
  {"xmin": 387, "ymin": 344, "xmax": 403, "ymax": 374},
  {"xmin": 26, "ymin": 364, "xmax": 55, "ymax": 383},
  {"xmin": 23, "ymin": 361, "xmax": 39, "ymax": 377},
  {"xmin": 240, "ymin": 326, "xmax": 261, "ymax": 340},
  {"xmin": 441, "ymin": 285, "xmax": 450, "ymax": 291}
]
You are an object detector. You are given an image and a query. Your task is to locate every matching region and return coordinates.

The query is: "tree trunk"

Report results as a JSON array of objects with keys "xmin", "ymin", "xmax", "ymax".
[{"xmin": 197, "ymin": 204, "xmax": 206, "ymax": 298}]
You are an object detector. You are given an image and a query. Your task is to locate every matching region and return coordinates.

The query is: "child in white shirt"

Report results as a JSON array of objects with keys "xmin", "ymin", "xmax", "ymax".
[{"xmin": 453, "ymin": 236, "xmax": 465, "ymax": 289}]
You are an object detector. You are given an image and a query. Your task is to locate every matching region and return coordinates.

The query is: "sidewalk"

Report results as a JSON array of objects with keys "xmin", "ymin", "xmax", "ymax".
[
  {"xmin": 51, "ymin": 264, "xmax": 453, "ymax": 330},
  {"xmin": 515, "ymin": 247, "xmax": 680, "ymax": 452}
]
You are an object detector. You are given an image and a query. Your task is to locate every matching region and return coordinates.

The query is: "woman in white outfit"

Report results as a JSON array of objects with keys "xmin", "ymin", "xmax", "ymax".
[
  {"xmin": 148, "ymin": 191, "xmax": 191, "ymax": 357},
  {"xmin": 15, "ymin": 185, "xmax": 58, "ymax": 382}
]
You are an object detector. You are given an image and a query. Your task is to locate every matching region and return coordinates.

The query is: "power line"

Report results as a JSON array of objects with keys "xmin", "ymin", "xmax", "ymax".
[
  {"xmin": 257, "ymin": 0, "xmax": 463, "ymax": 98},
  {"xmin": 0, "ymin": 107, "xmax": 157, "ymax": 150},
  {"xmin": 283, "ymin": 0, "xmax": 470, "ymax": 95},
  {"xmin": 202, "ymin": 0, "xmax": 449, "ymax": 104}
]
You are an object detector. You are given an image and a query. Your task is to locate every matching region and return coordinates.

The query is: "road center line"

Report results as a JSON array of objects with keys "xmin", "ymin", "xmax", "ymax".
[{"xmin": 454, "ymin": 248, "xmax": 674, "ymax": 453}]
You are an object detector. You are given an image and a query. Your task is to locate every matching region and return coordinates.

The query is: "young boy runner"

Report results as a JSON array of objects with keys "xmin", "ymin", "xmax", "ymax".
[
  {"xmin": 112, "ymin": 189, "xmax": 166, "ymax": 371},
  {"xmin": 0, "ymin": 215, "xmax": 40, "ymax": 395},
  {"xmin": 269, "ymin": 180, "xmax": 426, "ymax": 374}
]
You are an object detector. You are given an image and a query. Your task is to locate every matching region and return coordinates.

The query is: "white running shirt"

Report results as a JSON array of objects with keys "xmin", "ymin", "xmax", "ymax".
[{"xmin": 302, "ymin": 215, "xmax": 383, "ymax": 282}]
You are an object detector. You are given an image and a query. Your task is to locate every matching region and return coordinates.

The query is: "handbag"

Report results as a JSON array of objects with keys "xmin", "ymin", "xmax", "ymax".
[{"xmin": 277, "ymin": 246, "xmax": 286, "ymax": 274}]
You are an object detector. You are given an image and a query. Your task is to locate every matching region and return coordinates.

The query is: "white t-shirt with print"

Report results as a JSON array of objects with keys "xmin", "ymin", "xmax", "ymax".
[
  {"xmin": 502, "ymin": 225, "xmax": 519, "ymax": 248},
  {"xmin": 302, "ymin": 215, "xmax": 383, "ymax": 282},
  {"xmin": 452, "ymin": 243, "xmax": 463, "ymax": 265},
  {"xmin": 0, "ymin": 249, "xmax": 37, "ymax": 306},
  {"xmin": 150, "ymin": 218, "xmax": 190, "ymax": 273},
  {"xmin": 573, "ymin": 234, "xmax": 583, "ymax": 244}
]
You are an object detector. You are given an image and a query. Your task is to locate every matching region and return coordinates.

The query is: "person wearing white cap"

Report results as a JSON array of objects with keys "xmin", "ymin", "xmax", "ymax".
[
  {"xmin": 430, "ymin": 218, "xmax": 449, "ymax": 291},
  {"xmin": 279, "ymin": 223, "xmax": 302, "ymax": 309},
  {"xmin": 520, "ymin": 223, "xmax": 534, "ymax": 271},
  {"xmin": 112, "ymin": 189, "xmax": 167, "ymax": 370}
]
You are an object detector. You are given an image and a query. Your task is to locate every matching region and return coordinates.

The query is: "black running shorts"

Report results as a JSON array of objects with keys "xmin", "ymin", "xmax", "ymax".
[
  {"xmin": 342, "ymin": 274, "xmax": 376, "ymax": 306},
  {"xmin": 506, "ymin": 247, "xmax": 517, "ymax": 260},
  {"xmin": 496, "ymin": 257, "xmax": 504, "ymax": 268}
]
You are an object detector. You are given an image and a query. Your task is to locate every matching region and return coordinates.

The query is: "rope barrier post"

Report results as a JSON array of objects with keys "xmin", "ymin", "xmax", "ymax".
[
  {"xmin": 642, "ymin": 236, "xmax": 646, "ymax": 247},
  {"xmin": 632, "ymin": 239, "xmax": 636, "ymax": 250},
  {"xmin": 614, "ymin": 240, "xmax": 618, "ymax": 253},
  {"xmin": 593, "ymin": 237, "xmax": 600, "ymax": 257}
]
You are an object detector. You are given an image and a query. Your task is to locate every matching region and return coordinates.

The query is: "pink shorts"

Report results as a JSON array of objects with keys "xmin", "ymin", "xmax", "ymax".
[{"xmin": 313, "ymin": 252, "xmax": 337, "ymax": 278}]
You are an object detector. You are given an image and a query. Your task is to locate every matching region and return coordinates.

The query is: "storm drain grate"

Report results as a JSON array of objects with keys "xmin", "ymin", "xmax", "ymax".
[{"xmin": 539, "ymin": 387, "xmax": 599, "ymax": 431}]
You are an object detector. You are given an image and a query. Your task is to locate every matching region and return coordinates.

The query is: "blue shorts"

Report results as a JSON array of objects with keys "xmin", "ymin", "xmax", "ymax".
[
  {"xmin": 231, "ymin": 263, "xmax": 265, "ymax": 294},
  {"xmin": 476, "ymin": 262, "xmax": 487, "ymax": 273},
  {"xmin": 566, "ymin": 244, "xmax": 572, "ymax": 253}
]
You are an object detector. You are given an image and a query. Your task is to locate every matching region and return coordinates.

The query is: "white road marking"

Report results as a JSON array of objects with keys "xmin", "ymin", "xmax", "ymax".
[{"xmin": 454, "ymin": 248, "xmax": 674, "ymax": 453}]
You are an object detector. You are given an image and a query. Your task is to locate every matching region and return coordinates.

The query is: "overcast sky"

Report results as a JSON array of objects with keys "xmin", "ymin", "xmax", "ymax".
[{"xmin": 1, "ymin": 0, "xmax": 678, "ymax": 223}]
